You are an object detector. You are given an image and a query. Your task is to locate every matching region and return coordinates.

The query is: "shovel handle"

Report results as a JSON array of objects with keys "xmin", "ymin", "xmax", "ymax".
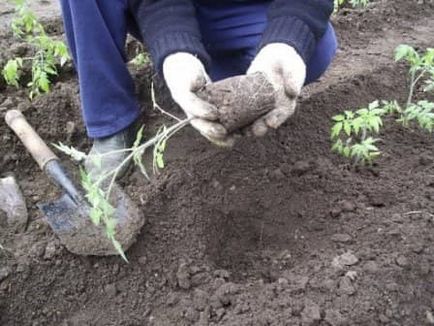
[{"xmin": 5, "ymin": 110, "xmax": 59, "ymax": 170}]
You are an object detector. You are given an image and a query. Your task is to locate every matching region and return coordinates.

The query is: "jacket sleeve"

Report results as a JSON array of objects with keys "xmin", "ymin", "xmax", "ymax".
[
  {"xmin": 128, "ymin": 0, "xmax": 210, "ymax": 72},
  {"xmin": 259, "ymin": 0, "xmax": 334, "ymax": 63}
]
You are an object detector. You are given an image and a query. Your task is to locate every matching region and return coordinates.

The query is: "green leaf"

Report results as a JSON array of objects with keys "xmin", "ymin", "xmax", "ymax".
[
  {"xmin": 133, "ymin": 126, "xmax": 144, "ymax": 149},
  {"xmin": 331, "ymin": 122, "xmax": 343, "ymax": 139},
  {"xmin": 159, "ymin": 138, "xmax": 167, "ymax": 152},
  {"xmin": 133, "ymin": 148, "xmax": 150, "ymax": 180},
  {"xmin": 344, "ymin": 111, "xmax": 354, "ymax": 119},
  {"xmin": 2, "ymin": 58, "xmax": 22, "ymax": 87},
  {"xmin": 111, "ymin": 237, "xmax": 128, "ymax": 262},
  {"xmin": 331, "ymin": 141, "xmax": 341, "ymax": 152},
  {"xmin": 352, "ymin": 117, "xmax": 363, "ymax": 135},
  {"xmin": 104, "ymin": 218, "xmax": 117, "ymax": 237},
  {"xmin": 38, "ymin": 71, "xmax": 50, "ymax": 92},
  {"xmin": 368, "ymin": 100, "xmax": 379, "ymax": 110},
  {"xmin": 343, "ymin": 146, "xmax": 351, "ymax": 158},
  {"xmin": 44, "ymin": 66, "xmax": 57, "ymax": 75},
  {"xmin": 156, "ymin": 153, "xmax": 165, "ymax": 169},
  {"xmin": 343, "ymin": 121, "xmax": 352, "ymax": 136},
  {"xmin": 395, "ymin": 44, "xmax": 419, "ymax": 64},
  {"xmin": 89, "ymin": 208, "xmax": 102, "ymax": 225},
  {"xmin": 53, "ymin": 142, "xmax": 87, "ymax": 162},
  {"xmin": 332, "ymin": 114, "xmax": 345, "ymax": 122},
  {"xmin": 371, "ymin": 117, "xmax": 381, "ymax": 133}
]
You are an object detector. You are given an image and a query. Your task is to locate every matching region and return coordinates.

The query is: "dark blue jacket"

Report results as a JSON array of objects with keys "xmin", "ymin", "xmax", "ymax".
[{"xmin": 128, "ymin": 0, "xmax": 334, "ymax": 70}]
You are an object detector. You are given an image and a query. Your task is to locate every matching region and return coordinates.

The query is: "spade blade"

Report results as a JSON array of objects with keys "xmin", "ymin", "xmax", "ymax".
[
  {"xmin": 37, "ymin": 184, "xmax": 144, "ymax": 256},
  {"xmin": 38, "ymin": 193, "xmax": 89, "ymax": 234}
]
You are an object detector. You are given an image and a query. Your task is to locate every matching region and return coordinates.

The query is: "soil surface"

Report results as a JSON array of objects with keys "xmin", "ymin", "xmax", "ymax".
[{"xmin": 1, "ymin": 1, "xmax": 434, "ymax": 325}]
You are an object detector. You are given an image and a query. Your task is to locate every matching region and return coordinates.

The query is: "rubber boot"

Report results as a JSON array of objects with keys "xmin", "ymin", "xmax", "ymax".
[{"xmin": 84, "ymin": 121, "xmax": 139, "ymax": 182}]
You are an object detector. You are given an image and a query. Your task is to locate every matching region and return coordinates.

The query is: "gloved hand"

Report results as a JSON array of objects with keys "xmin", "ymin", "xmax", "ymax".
[
  {"xmin": 163, "ymin": 52, "xmax": 234, "ymax": 147},
  {"xmin": 246, "ymin": 43, "xmax": 306, "ymax": 137}
]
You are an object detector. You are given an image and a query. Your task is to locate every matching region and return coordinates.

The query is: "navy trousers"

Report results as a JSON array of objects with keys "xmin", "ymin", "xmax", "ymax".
[{"xmin": 60, "ymin": 0, "xmax": 337, "ymax": 138}]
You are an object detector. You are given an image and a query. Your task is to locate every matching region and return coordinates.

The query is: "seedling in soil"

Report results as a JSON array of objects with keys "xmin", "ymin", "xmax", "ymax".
[
  {"xmin": 394, "ymin": 45, "xmax": 434, "ymax": 106},
  {"xmin": 331, "ymin": 45, "xmax": 434, "ymax": 164},
  {"xmin": 334, "ymin": 0, "xmax": 370, "ymax": 12},
  {"xmin": 383, "ymin": 46, "xmax": 434, "ymax": 131},
  {"xmin": 55, "ymin": 118, "xmax": 189, "ymax": 259},
  {"xmin": 2, "ymin": 0, "xmax": 70, "ymax": 98},
  {"xmin": 331, "ymin": 100, "xmax": 384, "ymax": 164},
  {"xmin": 56, "ymin": 83, "xmax": 190, "ymax": 259}
]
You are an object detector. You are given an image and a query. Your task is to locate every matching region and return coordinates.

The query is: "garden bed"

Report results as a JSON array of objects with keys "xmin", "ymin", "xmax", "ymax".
[{"xmin": 1, "ymin": 1, "xmax": 434, "ymax": 325}]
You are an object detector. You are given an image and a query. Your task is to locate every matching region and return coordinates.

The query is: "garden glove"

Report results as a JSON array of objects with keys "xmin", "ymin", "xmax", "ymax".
[
  {"xmin": 163, "ymin": 52, "xmax": 234, "ymax": 147},
  {"xmin": 246, "ymin": 43, "xmax": 306, "ymax": 137}
]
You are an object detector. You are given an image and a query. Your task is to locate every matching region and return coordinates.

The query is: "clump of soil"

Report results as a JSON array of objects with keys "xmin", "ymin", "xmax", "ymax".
[
  {"xmin": 198, "ymin": 72, "xmax": 275, "ymax": 132},
  {"xmin": 1, "ymin": 1, "xmax": 434, "ymax": 325}
]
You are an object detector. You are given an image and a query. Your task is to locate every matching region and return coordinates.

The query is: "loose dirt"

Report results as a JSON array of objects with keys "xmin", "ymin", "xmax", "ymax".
[{"xmin": 1, "ymin": 1, "xmax": 434, "ymax": 325}]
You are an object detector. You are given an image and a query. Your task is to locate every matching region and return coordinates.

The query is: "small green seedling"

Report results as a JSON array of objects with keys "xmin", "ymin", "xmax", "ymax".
[
  {"xmin": 397, "ymin": 101, "xmax": 434, "ymax": 132},
  {"xmin": 394, "ymin": 45, "xmax": 434, "ymax": 107},
  {"xmin": 331, "ymin": 45, "xmax": 434, "ymax": 165},
  {"xmin": 2, "ymin": 0, "xmax": 70, "ymax": 98},
  {"xmin": 331, "ymin": 101, "xmax": 384, "ymax": 164},
  {"xmin": 385, "ymin": 46, "xmax": 434, "ymax": 131},
  {"xmin": 334, "ymin": 0, "xmax": 370, "ymax": 12}
]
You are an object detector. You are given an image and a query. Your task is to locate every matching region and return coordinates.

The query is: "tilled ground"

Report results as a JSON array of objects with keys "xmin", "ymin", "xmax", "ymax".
[{"xmin": 1, "ymin": 1, "xmax": 434, "ymax": 325}]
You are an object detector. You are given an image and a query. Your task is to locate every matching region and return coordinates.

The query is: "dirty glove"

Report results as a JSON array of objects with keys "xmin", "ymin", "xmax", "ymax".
[
  {"xmin": 163, "ymin": 53, "xmax": 234, "ymax": 147},
  {"xmin": 246, "ymin": 43, "xmax": 306, "ymax": 137}
]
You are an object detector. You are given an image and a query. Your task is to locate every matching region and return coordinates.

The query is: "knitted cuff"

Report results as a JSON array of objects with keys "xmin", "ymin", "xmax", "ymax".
[
  {"xmin": 259, "ymin": 16, "xmax": 316, "ymax": 63},
  {"xmin": 149, "ymin": 32, "xmax": 211, "ymax": 73}
]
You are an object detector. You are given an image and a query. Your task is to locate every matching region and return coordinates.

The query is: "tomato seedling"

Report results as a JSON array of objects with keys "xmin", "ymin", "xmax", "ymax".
[
  {"xmin": 331, "ymin": 45, "xmax": 434, "ymax": 165},
  {"xmin": 331, "ymin": 101, "xmax": 384, "ymax": 164},
  {"xmin": 2, "ymin": 0, "xmax": 70, "ymax": 98},
  {"xmin": 334, "ymin": 0, "xmax": 370, "ymax": 12}
]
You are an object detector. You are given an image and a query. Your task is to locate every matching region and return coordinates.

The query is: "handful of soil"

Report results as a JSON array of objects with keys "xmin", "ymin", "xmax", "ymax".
[{"xmin": 197, "ymin": 72, "xmax": 276, "ymax": 133}]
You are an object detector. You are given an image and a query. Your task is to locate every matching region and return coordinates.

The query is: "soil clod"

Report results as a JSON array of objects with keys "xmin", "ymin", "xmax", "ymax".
[
  {"xmin": 0, "ymin": 175, "xmax": 28, "ymax": 232},
  {"xmin": 332, "ymin": 252, "xmax": 359, "ymax": 269},
  {"xmin": 197, "ymin": 72, "xmax": 275, "ymax": 133},
  {"xmin": 331, "ymin": 233, "xmax": 353, "ymax": 243},
  {"xmin": 301, "ymin": 299, "xmax": 321, "ymax": 326},
  {"xmin": 43, "ymin": 241, "xmax": 57, "ymax": 260}
]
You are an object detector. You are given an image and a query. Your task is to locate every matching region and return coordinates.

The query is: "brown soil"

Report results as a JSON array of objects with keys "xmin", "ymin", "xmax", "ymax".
[
  {"xmin": 1, "ymin": 1, "xmax": 434, "ymax": 325},
  {"xmin": 198, "ymin": 73, "xmax": 275, "ymax": 133}
]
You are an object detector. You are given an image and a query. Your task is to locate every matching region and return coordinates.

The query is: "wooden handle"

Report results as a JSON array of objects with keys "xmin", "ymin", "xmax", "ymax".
[{"xmin": 5, "ymin": 110, "xmax": 58, "ymax": 170}]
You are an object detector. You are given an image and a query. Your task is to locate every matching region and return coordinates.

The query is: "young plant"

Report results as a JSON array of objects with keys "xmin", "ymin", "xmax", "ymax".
[
  {"xmin": 334, "ymin": 0, "xmax": 370, "ymax": 12},
  {"xmin": 331, "ymin": 101, "xmax": 384, "ymax": 164},
  {"xmin": 386, "ymin": 46, "xmax": 434, "ymax": 130},
  {"xmin": 397, "ymin": 101, "xmax": 434, "ymax": 132},
  {"xmin": 394, "ymin": 45, "xmax": 434, "ymax": 106},
  {"xmin": 331, "ymin": 45, "xmax": 434, "ymax": 165},
  {"xmin": 56, "ymin": 86, "xmax": 190, "ymax": 259},
  {"xmin": 2, "ymin": 0, "xmax": 70, "ymax": 98}
]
